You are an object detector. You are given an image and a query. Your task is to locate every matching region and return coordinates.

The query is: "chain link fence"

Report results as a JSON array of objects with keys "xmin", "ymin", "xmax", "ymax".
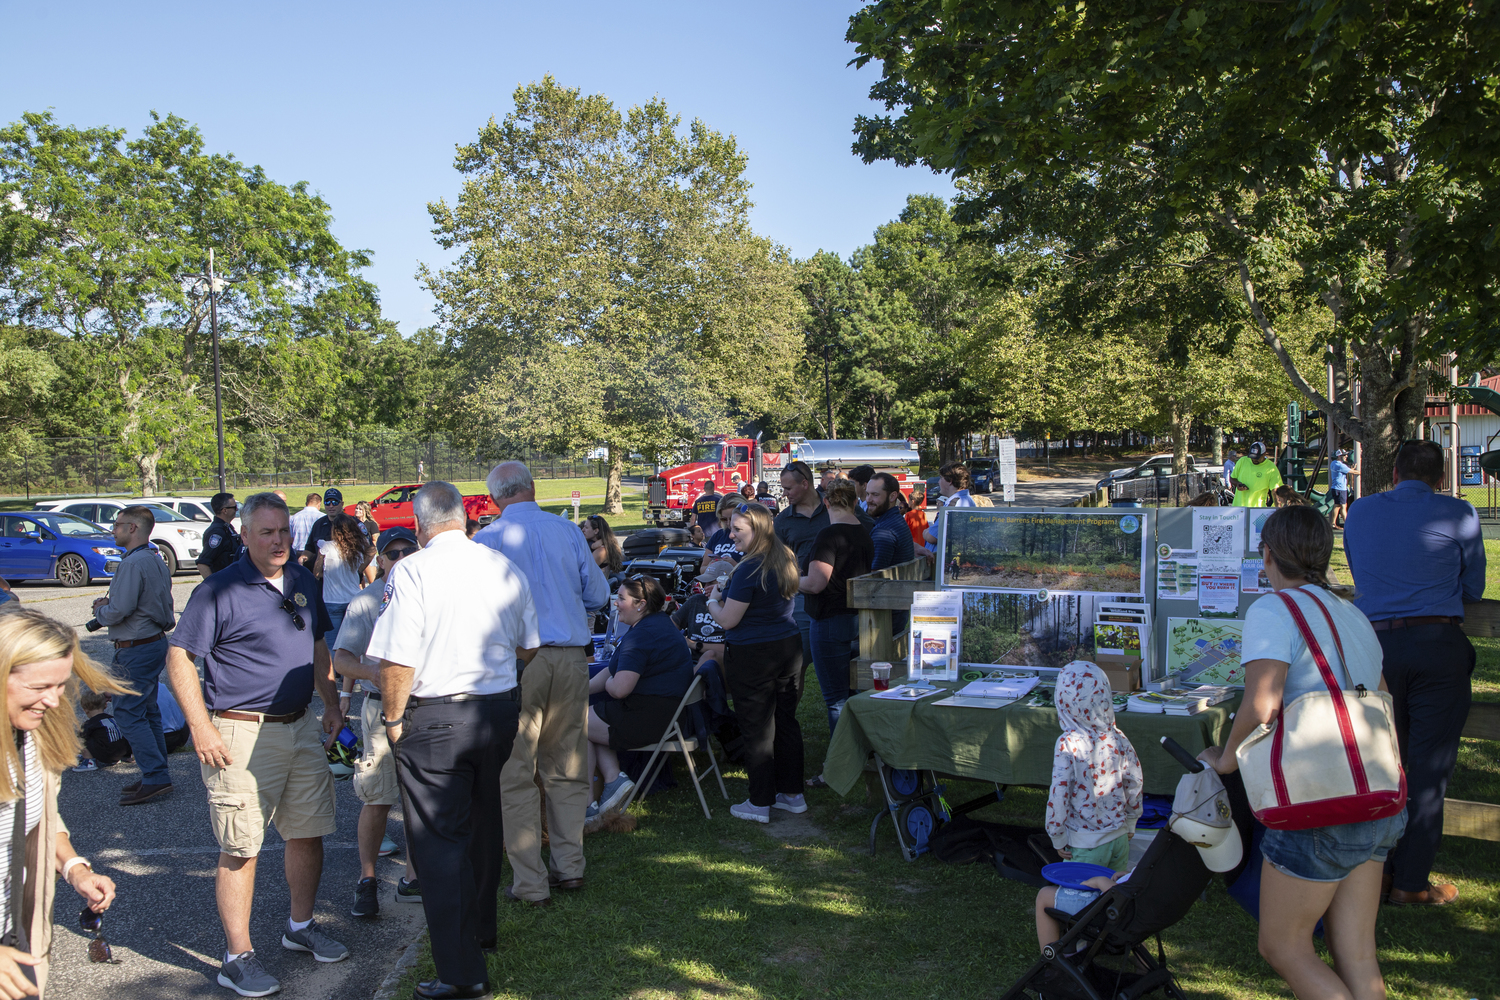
[{"xmin": 0, "ymin": 432, "xmax": 608, "ymax": 498}]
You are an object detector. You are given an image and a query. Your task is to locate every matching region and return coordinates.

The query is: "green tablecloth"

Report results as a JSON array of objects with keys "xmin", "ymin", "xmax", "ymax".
[{"xmin": 823, "ymin": 682, "xmax": 1240, "ymax": 797}]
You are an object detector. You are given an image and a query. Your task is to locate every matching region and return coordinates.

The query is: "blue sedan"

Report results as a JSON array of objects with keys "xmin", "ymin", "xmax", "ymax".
[{"xmin": 0, "ymin": 512, "xmax": 122, "ymax": 588}]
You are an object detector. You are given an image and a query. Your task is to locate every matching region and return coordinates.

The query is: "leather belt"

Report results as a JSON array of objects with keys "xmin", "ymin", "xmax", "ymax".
[
  {"xmin": 212, "ymin": 708, "xmax": 306, "ymax": 724},
  {"xmin": 364, "ymin": 691, "xmax": 381, "ymax": 701},
  {"xmin": 1370, "ymin": 615, "xmax": 1462, "ymax": 632},
  {"xmin": 113, "ymin": 632, "xmax": 165, "ymax": 648},
  {"xmin": 407, "ymin": 690, "xmax": 519, "ymax": 709}
]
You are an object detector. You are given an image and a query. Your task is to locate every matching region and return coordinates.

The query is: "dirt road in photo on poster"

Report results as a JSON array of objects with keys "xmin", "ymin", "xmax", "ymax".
[
  {"xmin": 939, "ymin": 508, "xmax": 1147, "ymax": 595},
  {"xmin": 961, "ymin": 591, "xmax": 1144, "ymax": 670}
]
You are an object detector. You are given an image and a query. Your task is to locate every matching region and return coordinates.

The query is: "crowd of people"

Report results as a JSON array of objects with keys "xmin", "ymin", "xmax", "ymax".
[{"xmin": 0, "ymin": 438, "xmax": 1484, "ymax": 999}]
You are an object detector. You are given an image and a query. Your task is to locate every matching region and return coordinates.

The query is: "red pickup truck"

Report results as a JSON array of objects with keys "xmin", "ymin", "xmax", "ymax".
[{"xmin": 344, "ymin": 484, "xmax": 499, "ymax": 531}]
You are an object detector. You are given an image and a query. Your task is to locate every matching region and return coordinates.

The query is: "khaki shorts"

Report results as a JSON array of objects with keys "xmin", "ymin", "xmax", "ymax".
[
  {"xmin": 202, "ymin": 710, "xmax": 337, "ymax": 858},
  {"xmin": 354, "ymin": 694, "xmax": 400, "ymax": 806}
]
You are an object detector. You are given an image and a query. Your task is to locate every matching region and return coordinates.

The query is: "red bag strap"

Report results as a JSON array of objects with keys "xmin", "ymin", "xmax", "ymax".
[
  {"xmin": 1297, "ymin": 586, "xmax": 1352, "ymax": 687},
  {"xmin": 1274, "ymin": 589, "xmax": 1370, "ymax": 795}
]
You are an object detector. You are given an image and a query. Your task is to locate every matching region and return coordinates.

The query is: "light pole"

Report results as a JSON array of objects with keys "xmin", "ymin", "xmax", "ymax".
[{"xmin": 208, "ymin": 249, "xmax": 227, "ymax": 494}]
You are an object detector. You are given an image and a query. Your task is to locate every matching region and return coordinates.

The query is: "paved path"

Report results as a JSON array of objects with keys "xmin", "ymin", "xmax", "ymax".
[{"xmin": 10, "ymin": 577, "xmax": 424, "ymax": 1000}]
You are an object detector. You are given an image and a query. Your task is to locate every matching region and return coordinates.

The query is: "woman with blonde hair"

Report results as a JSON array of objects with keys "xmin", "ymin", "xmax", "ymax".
[
  {"xmin": 705, "ymin": 502, "xmax": 805, "ymax": 823},
  {"xmin": 0, "ymin": 608, "xmax": 129, "ymax": 996}
]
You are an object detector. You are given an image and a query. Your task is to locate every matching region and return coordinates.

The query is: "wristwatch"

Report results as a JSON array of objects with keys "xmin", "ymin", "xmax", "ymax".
[{"xmin": 381, "ymin": 715, "xmax": 403, "ymax": 728}]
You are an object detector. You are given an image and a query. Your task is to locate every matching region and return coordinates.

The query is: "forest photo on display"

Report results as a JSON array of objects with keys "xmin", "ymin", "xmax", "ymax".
[
  {"xmin": 961, "ymin": 592, "xmax": 1129, "ymax": 668},
  {"xmin": 942, "ymin": 511, "xmax": 1145, "ymax": 594}
]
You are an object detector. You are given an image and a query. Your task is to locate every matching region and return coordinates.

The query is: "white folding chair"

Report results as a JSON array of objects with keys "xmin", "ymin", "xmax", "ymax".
[{"xmin": 618, "ymin": 674, "xmax": 728, "ymax": 819}]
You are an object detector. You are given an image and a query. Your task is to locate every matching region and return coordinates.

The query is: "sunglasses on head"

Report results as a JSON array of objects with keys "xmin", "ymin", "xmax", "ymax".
[
  {"xmin": 280, "ymin": 598, "xmax": 306, "ymax": 631},
  {"xmin": 80, "ymin": 906, "xmax": 119, "ymax": 964}
]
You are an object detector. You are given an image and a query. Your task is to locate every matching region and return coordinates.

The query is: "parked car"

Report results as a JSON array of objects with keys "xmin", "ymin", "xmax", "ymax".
[
  {"xmin": 140, "ymin": 495, "xmax": 241, "ymax": 532},
  {"xmin": 1095, "ymin": 454, "xmax": 1199, "ymax": 491},
  {"xmin": 0, "ymin": 512, "xmax": 122, "ymax": 588},
  {"xmin": 31, "ymin": 499, "xmax": 203, "ymax": 574},
  {"xmin": 966, "ymin": 457, "xmax": 1001, "ymax": 494}
]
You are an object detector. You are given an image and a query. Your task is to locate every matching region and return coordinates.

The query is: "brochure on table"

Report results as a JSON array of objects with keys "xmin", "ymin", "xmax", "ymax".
[
  {"xmin": 908, "ymin": 590, "xmax": 964, "ymax": 682},
  {"xmin": 934, "ymin": 506, "xmax": 1255, "ymax": 689}
]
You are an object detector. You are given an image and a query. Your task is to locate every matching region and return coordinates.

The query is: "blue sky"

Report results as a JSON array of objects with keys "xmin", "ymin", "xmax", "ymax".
[{"xmin": 2, "ymin": 2, "xmax": 953, "ymax": 335}]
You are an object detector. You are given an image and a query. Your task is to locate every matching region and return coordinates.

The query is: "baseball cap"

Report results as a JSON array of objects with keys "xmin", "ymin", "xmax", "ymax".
[
  {"xmin": 378, "ymin": 526, "xmax": 418, "ymax": 553},
  {"xmin": 1334, "ymin": 448, "xmax": 1349, "ymax": 458},
  {"xmin": 1248, "ymin": 442, "xmax": 1267, "ymax": 457},
  {"xmin": 210, "ymin": 492, "xmax": 236, "ymax": 512},
  {"xmin": 695, "ymin": 559, "xmax": 737, "ymax": 583},
  {"xmin": 1167, "ymin": 768, "xmax": 1244, "ymax": 873},
  {"xmin": 323, "ymin": 487, "xmax": 343, "ymax": 504}
]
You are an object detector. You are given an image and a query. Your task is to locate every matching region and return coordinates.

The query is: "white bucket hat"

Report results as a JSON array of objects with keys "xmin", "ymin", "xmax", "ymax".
[{"xmin": 1168, "ymin": 768, "xmax": 1244, "ymax": 873}]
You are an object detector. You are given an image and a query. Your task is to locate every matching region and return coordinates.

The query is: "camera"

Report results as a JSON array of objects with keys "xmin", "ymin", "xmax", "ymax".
[{"xmin": 85, "ymin": 619, "xmax": 103, "ymax": 632}]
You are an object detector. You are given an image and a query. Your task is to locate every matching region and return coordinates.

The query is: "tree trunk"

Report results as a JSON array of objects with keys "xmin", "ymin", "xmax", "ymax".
[
  {"xmin": 1211, "ymin": 426, "xmax": 1224, "ymax": 468},
  {"xmin": 603, "ymin": 444, "xmax": 625, "ymax": 515},
  {"xmin": 136, "ymin": 450, "xmax": 161, "ymax": 495},
  {"xmin": 1169, "ymin": 403, "xmax": 1192, "ymax": 475}
]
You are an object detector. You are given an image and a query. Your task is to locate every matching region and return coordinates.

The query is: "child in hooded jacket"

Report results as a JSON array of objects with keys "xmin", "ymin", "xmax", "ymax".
[{"xmin": 1045, "ymin": 660, "xmax": 1144, "ymax": 872}]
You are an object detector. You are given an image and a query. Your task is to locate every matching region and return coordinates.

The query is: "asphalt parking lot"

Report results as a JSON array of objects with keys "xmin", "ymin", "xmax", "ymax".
[{"xmin": 12, "ymin": 577, "xmax": 424, "ymax": 999}]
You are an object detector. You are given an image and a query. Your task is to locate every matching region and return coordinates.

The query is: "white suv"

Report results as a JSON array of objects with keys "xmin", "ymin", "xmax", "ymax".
[
  {"xmin": 31, "ymin": 499, "xmax": 203, "ymax": 574},
  {"xmin": 139, "ymin": 496, "xmax": 241, "ymax": 533}
]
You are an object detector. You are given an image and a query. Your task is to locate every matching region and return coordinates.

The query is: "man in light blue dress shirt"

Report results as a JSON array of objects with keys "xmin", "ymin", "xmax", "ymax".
[
  {"xmin": 1343, "ymin": 440, "xmax": 1484, "ymax": 906},
  {"xmin": 474, "ymin": 462, "xmax": 609, "ymax": 904}
]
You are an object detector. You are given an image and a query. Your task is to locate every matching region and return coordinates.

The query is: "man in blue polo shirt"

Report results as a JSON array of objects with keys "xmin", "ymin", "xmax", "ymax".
[
  {"xmin": 1344, "ymin": 439, "xmax": 1485, "ymax": 907},
  {"xmin": 166, "ymin": 492, "xmax": 348, "ymax": 997}
]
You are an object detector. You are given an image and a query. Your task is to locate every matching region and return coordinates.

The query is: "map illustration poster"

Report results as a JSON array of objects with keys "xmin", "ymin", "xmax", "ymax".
[{"xmin": 1166, "ymin": 617, "xmax": 1246, "ymax": 685}]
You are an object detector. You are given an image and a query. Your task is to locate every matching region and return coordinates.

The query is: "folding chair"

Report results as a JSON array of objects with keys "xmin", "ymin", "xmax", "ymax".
[
  {"xmin": 617, "ymin": 674, "xmax": 728, "ymax": 819},
  {"xmin": 999, "ymin": 829, "xmax": 1212, "ymax": 1000}
]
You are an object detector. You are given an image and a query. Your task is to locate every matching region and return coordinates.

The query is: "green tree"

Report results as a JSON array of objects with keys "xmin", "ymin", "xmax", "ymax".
[
  {"xmin": 423, "ymin": 77, "xmax": 804, "ymax": 513},
  {"xmin": 846, "ymin": 0, "xmax": 1493, "ymax": 487},
  {"xmin": 0, "ymin": 111, "xmax": 382, "ymax": 491}
]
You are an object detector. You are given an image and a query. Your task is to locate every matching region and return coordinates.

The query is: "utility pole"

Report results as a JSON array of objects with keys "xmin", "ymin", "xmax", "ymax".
[
  {"xmin": 823, "ymin": 345, "xmax": 835, "ymax": 439},
  {"xmin": 209, "ymin": 249, "xmax": 227, "ymax": 494}
]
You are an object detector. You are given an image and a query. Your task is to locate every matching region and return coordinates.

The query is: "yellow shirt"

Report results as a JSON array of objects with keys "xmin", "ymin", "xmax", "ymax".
[{"xmin": 1231, "ymin": 456, "xmax": 1283, "ymax": 507}]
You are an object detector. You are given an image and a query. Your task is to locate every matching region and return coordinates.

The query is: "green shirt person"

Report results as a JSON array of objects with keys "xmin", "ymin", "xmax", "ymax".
[{"xmin": 1230, "ymin": 442, "xmax": 1283, "ymax": 507}]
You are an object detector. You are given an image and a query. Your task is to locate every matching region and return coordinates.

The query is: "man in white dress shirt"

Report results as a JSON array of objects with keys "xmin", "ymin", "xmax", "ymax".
[{"xmin": 367, "ymin": 482, "xmax": 540, "ymax": 1000}]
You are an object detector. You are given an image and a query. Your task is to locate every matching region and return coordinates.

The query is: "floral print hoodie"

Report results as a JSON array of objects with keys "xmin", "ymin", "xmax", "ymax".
[{"xmin": 1045, "ymin": 660, "xmax": 1144, "ymax": 850}]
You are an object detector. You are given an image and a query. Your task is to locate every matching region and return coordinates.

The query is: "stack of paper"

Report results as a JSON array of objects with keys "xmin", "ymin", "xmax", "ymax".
[
  {"xmin": 1126, "ymin": 692, "xmax": 1169, "ymax": 714},
  {"xmin": 1161, "ymin": 694, "xmax": 1210, "ymax": 716},
  {"xmin": 1186, "ymin": 685, "xmax": 1237, "ymax": 705},
  {"xmin": 956, "ymin": 677, "xmax": 1040, "ymax": 701}
]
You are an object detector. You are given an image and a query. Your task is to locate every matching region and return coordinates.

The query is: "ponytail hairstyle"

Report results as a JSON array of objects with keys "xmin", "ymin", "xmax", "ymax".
[
  {"xmin": 730, "ymin": 503, "xmax": 799, "ymax": 599},
  {"xmin": 1259, "ymin": 506, "xmax": 1355, "ymax": 600},
  {"xmin": 617, "ymin": 574, "xmax": 667, "ymax": 616}
]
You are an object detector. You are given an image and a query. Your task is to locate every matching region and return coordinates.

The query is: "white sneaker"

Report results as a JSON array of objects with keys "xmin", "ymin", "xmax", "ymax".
[
  {"xmin": 730, "ymin": 800, "xmax": 770, "ymax": 824},
  {"xmin": 773, "ymin": 793, "xmax": 807, "ymax": 814}
]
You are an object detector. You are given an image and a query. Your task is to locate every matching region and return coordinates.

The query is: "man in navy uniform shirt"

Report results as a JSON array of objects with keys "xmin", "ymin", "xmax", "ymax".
[
  {"xmin": 1344, "ymin": 439, "xmax": 1485, "ymax": 906},
  {"xmin": 691, "ymin": 479, "xmax": 722, "ymax": 535},
  {"xmin": 167, "ymin": 492, "xmax": 348, "ymax": 996},
  {"xmin": 196, "ymin": 492, "xmax": 242, "ymax": 578}
]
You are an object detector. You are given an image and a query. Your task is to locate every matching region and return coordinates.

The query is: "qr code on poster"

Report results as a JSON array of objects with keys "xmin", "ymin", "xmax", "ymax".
[{"xmin": 1201, "ymin": 525, "xmax": 1236, "ymax": 556}]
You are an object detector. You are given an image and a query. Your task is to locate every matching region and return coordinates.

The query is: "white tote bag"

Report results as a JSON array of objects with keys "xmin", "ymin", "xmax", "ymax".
[{"xmin": 1235, "ymin": 588, "xmax": 1406, "ymax": 830}]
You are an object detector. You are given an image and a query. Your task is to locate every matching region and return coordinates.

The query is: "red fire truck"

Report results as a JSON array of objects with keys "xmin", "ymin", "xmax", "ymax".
[
  {"xmin": 345, "ymin": 484, "xmax": 500, "ymax": 531},
  {"xmin": 642, "ymin": 435, "xmax": 924, "ymax": 525}
]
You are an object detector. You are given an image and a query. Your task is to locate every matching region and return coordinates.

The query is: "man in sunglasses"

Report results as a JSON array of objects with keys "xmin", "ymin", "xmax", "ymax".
[
  {"xmin": 167, "ymin": 492, "xmax": 349, "ymax": 996},
  {"xmin": 332, "ymin": 526, "xmax": 421, "ymax": 918},
  {"xmin": 196, "ymin": 492, "xmax": 242, "ymax": 578}
]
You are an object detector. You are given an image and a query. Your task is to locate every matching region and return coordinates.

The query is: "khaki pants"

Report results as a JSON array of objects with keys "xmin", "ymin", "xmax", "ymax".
[{"xmin": 499, "ymin": 646, "xmax": 589, "ymax": 898}]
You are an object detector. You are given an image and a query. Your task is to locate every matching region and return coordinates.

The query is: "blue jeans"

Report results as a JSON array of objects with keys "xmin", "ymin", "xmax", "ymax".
[
  {"xmin": 792, "ymin": 594, "xmax": 812, "ymax": 679},
  {"xmin": 111, "ymin": 637, "xmax": 170, "ymax": 785},
  {"xmin": 1261, "ymin": 811, "xmax": 1407, "ymax": 883},
  {"xmin": 808, "ymin": 613, "xmax": 857, "ymax": 734},
  {"xmin": 325, "ymin": 603, "xmax": 348, "ymax": 649}
]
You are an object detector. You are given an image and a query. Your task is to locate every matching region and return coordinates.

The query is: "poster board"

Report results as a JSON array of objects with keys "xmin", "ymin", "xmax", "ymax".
[
  {"xmin": 960, "ymin": 590, "xmax": 1145, "ymax": 670},
  {"xmin": 938, "ymin": 508, "xmax": 1151, "ymax": 596},
  {"xmin": 1152, "ymin": 506, "xmax": 1262, "ymax": 683}
]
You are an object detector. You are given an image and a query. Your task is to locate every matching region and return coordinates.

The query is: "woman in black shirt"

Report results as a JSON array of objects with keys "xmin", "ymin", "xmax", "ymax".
[{"xmin": 798, "ymin": 480, "xmax": 873, "ymax": 734}]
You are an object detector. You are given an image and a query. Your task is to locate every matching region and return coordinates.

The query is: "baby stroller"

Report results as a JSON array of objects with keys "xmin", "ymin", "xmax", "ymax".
[{"xmin": 1000, "ymin": 739, "xmax": 1220, "ymax": 1000}]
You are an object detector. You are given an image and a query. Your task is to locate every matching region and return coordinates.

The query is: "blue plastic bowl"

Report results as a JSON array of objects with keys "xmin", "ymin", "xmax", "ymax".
[{"xmin": 1042, "ymin": 862, "xmax": 1116, "ymax": 891}]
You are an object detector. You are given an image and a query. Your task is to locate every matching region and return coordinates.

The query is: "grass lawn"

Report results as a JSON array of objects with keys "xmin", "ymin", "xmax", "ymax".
[{"xmin": 395, "ymin": 668, "xmax": 1499, "ymax": 1000}]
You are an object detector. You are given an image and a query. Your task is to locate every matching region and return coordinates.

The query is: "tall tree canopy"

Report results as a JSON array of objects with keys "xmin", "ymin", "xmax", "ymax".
[
  {"xmin": 847, "ymin": 0, "xmax": 1499, "ymax": 487},
  {"xmin": 0, "ymin": 111, "xmax": 382, "ymax": 489},
  {"xmin": 423, "ymin": 76, "xmax": 804, "ymax": 512}
]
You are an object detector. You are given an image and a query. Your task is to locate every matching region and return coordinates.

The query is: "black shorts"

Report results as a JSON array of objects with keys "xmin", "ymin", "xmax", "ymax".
[
  {"xmin": 595, "ymin": 694, "xmax": 683, "ymax": 750},
  {"xmin": 1332, "ymin": 488, "xmax": 1349, "ymax": 506}
]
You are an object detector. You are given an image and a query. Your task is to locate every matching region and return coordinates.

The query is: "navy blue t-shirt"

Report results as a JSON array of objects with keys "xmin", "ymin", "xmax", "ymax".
[
  {"xmin": 705, "ymin": 528, "xmax": 741, "ymax": 563},
  {"xmin": 607, "ymin": 611, "xmax": 694, "ymax": 699},
  {"xmin": 724, "ymin": 556, "xmax": 797, "ymax": 645},
  {"xmin": 170, "ymin": 551, "xmax": 333, "ymax": 715}
]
